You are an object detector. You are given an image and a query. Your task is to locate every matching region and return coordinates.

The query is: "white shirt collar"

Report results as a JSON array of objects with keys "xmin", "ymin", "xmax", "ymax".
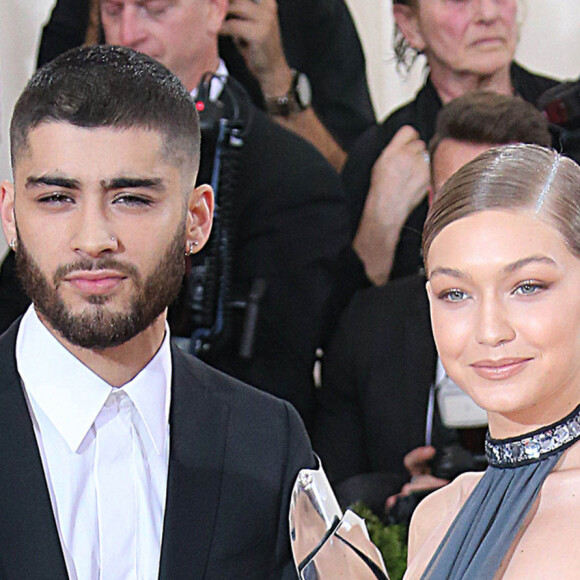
[
  {"xmin": 435, "ymin": 357, "xmax": 446, "ymax": 386},
  {"xmin": 190, "ymin": 59, "xmax": 229, "ymax": 102},
  {"xmin": 16, "ymin": 306, "xmax": 172, "ymax": 455}
]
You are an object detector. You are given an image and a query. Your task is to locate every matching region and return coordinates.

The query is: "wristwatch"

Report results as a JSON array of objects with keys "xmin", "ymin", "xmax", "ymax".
[{"xmin": 265, "ymin": 70, "xmax": 312, "ymax": 117}]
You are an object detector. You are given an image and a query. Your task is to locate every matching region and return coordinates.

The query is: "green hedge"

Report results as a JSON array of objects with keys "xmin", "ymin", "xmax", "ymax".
[{"xmin": 351, "ymin": 502, "xmax": 408, "ymax": 580}]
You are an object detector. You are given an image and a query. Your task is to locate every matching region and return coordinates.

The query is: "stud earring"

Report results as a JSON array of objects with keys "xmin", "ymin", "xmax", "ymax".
[
  {"xmin": 185, "ymin": 240, "xmax": 199, "ymax": 255},
  {"xmin": 9, "ymin": 239, "xmax": 16, "ymax": 251}
]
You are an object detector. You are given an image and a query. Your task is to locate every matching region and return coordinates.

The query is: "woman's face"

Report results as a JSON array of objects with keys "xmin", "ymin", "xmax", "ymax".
[
  {"xmin": 426, "ymin": 209, "xmax": 580, "ymax": 437},
  {"xmin": 402, "ymin": 0, "xmax": 518, "ymax": 80}
]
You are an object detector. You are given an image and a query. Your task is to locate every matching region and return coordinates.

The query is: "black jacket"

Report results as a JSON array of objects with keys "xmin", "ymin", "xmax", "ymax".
[
  {"xmin": 0, "ymin": 319, "xmax": 314, "ymax": 579},
  {"xmin": 314, "ymin": 275, "xmax": 442, "ymax": 484},
  {"xmin": 179, "ymin": 78, "xmax": 351, "ymax": 428}
]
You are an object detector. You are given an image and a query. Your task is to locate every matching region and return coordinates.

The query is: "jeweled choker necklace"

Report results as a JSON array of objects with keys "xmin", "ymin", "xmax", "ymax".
[{"xmin": 485, "ymin": 403, "xmax": 580, "ymax": 468}]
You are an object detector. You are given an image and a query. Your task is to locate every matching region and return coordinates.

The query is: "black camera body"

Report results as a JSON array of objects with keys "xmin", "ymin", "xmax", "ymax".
[{"xmin": 539, "ymin": 79, "xmax": 580, "ymax": 164}]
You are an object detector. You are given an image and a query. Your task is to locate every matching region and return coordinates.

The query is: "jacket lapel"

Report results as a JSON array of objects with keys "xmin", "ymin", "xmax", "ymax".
[
  {"xmin": 0, "ymin": 322, "xmax": 68, "ymax": 577},
  {"xmin": 158, "ymin": 345, "xmax": 230, "ymax": 579},
  {"xmin": 403, "ymin": 279, "xmax": 438, "ymax": 447}
]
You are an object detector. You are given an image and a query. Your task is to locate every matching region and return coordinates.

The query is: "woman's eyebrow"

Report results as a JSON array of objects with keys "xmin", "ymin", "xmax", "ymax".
[
  {"xmin": 428, "ymin": 266, "xmax": 469, "ymax": 280},
  {"xmin": 502, "ymin": 255, "xmax": 557, "ymax": 273}
]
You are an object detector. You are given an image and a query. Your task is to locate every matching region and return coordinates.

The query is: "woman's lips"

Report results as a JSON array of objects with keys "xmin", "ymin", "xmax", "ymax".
[
  {"xmin": 470, "ymin": 358, "xmax": 533, "ymax": 380},
  {"xmin": 471, "ymin": 37, "xmax": 505, "ymax": 48},
  {"xmin": 64, "ymin": 271, "xmax": 126, "ymax": 295}
]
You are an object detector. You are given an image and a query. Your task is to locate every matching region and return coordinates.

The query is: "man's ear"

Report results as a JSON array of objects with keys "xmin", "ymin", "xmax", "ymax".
[
  {"xmin": 186, "ymin": 183, "xmax": 214, "ymax": 253},
  {"xmin": 0, "ymin": 180, "xmax": 17, "ymax": 249},
  {"xmin": 393, "ymin": 3, "xmax": 426, "ymax": 53},
  {"xmin": 207, "ymin": 0, "xmax": 229, "ymax": 34}
]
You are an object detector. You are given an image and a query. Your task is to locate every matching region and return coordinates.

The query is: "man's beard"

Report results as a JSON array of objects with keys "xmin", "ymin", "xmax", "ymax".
[{"xmin": 15, "ymin": 228, "xmax": 186, "ymax": 349}]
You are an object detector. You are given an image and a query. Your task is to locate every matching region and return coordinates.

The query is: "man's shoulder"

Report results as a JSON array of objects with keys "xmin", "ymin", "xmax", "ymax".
[
  {"xmin": 329, "ymin": 275, "xmax": 431, "ymax": 370},
  {"xmin": 511, "ymin": 61, "xmax": 560, "ymax": 107},
  {"xmin": 346, "ymin": 274, "xmax": 428, "ymax": 326},
  {"xmin": 0, "ymin": 319, "xmax": 21, "ymax": 385},
  {"xmin": 171, "ymin": 342, "xmax": 300, "ymax": 419}
]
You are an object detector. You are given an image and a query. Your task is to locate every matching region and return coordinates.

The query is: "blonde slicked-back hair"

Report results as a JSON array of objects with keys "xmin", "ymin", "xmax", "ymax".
[{"xmin": 423, "ymin": 144, "xmax": 580, "ymax": 272}]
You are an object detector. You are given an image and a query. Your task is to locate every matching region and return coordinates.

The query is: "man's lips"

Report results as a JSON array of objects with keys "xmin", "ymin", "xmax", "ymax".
[
  {"xmin": 63, "ymin": 271, "xmax": 127, "ymax": 294},
  {"xmin": 470, "ymin": 358, "xmax": 533, "ymax": 380}
]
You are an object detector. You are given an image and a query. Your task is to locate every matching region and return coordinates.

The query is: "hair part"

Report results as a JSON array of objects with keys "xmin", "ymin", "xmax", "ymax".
[
  {"xmin": 423, "ymin": 144, "xmax": 580, "ymax": 271},
  {"xmin": 10, "ymin": 45, "xmax": 200, "ymax": 181},
  {"xmin": 429, "ymin": 92, "xmax": 551, "ymax": 162}
]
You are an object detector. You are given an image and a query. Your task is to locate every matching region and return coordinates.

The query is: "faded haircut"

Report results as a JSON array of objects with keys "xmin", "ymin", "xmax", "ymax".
[{"xmin": 10, "ymin": 45, "xmax": 200, "ymax": 180}]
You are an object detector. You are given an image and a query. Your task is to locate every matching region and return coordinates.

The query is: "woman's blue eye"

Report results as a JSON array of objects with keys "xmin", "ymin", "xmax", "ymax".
[
  {"xmin": 440, "ymin": 289, "xmax": 467, "ymax": 302},
  {"xmin": 514, "ymin": 282, "xmax": 544, "ymax": 296}
]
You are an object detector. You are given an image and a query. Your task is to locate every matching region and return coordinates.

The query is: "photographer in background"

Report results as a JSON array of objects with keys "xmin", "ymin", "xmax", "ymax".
[
  {"xmin": 314, "ymin": 92, "xmax": 552, "ymax": 519},
  {"xmin": 37, "ymin": 0, "xmax": 375, "ymax": 171}
]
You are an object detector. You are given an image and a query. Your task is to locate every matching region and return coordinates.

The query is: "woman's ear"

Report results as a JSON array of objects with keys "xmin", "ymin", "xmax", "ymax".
[
  {"xmin": 425, "ymin": 279, "xmax": 433, "ymax": 304},
  {"xmin": 393, "ymin": 3, "xmax": 427, "ymax": 53},
  {"xmin": 185, "ymin": 183, "xmax": 214, "ymax": 253}
]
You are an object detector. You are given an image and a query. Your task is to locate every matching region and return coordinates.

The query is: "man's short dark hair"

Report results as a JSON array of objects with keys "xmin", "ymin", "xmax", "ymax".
[
  {"xmin": 429, "ymin": 92, "xmax": 552, "ymax": 162},
  {"xmin": 10, "ymin": 45, "xmax": 200, "ymax": 177}
]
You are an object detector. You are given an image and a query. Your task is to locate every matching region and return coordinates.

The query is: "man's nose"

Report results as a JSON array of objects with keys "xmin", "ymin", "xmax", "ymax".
[
  {"xmin": 118, "ymin": 9, "xmax": 147, "ymax": 49},
  {"xmin": 474, "ymin": 0, "xmax": 501, "ymax": 22},
  {"xmin": 70, "ymin": 206, "xmax": 119, "ymax": 258}
]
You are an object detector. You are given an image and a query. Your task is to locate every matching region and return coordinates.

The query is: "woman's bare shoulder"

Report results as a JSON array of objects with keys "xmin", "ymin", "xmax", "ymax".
[{"xmin": 407, "ymin": 472, "xmax": 483, "ymax": 562}]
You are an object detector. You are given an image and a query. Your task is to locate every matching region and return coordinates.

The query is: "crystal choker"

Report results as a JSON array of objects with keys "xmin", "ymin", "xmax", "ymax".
[{"xmin": 485, "ymin": 403, "xmax": 580, "ymax": 468}]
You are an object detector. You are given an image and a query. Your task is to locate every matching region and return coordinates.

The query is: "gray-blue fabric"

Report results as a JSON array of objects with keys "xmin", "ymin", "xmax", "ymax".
[{"xmin": 420, "ymin": 451, "xmax": 562, "ymax": 579}]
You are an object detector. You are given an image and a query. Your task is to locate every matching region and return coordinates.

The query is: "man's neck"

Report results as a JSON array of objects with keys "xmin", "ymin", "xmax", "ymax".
[
  {"xmin": 431, "ymin": 65, "xmax": 513, "ymax": 105},
  {"xmin": 37, "ymin": 312, "xmax": 167, "ymax": 387},
  {"xmin": 181, "ymin": 56, "xmax": 221, "ymax": 93}
]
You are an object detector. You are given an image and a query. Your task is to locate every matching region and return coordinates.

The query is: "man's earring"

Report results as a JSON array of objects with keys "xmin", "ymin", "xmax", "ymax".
[
  {"xmin": 9, "ymin": 239, "xmax": 17, "ymax": 252},
  {"xmin": 185, "ymin": 240, "xmax": 199, "ymax": 255}
]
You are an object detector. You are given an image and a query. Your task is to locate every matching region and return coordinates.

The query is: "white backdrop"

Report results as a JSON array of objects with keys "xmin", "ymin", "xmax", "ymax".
[
  {"xmin": 345, "ymin": 0, "xmax": 580, "ymax": 120},
  {"xmin": 1, "ymin": 0, "xmax": 580, "ymax": 256}
]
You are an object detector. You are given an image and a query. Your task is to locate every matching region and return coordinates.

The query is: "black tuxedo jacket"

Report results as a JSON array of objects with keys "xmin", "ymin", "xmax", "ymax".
[
  {"xmin": 0, "ymin": 321, "xmax": 314, "ymax": 579},
  {"xmin": 314, "ymin": 275, "xmax": 441, "ymax": 484}
]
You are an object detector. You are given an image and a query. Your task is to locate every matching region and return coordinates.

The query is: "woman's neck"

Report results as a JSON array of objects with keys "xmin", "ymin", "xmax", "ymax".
[
  {"xmin": 430, "ymin": 65, "xmax": 513, "ymax": 104},
  {"xmin": 488, "ymin": 398, "xmax": 580, "ymax": 440}
]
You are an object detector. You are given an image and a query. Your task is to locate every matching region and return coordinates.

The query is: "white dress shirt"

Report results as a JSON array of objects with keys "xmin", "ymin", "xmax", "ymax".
[
  {"xmin": 16, "ymin": 306, "xmax": 172, "ymax": 580},
  {"xmin": 190, "ymin": 59, "xmax": 228, "ymax": 101}
]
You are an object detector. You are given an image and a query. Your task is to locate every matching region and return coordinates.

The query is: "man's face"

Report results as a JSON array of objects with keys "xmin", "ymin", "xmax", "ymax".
[
  {"xmin": 2, "ymin": 123, "xmax": 210, "ymax": 349},
  {"xmin": 431, "ymin": 138, "xmax": 496, "ymax": 195},
  {"xmin": 101, "ymin": 0, "xmax": 224, "ymax": 91}
]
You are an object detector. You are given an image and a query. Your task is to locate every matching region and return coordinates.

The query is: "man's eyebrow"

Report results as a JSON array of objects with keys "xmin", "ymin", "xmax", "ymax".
[
  {"xmin": 100, "ymin": 177, "xmax": 165, "ymax": 191},
  {"xmin": 25, "ymin": 175, "xmax": 81, "ymax": 190},
  {"xmin": 503, "ymin": 255, "xmax": 557, "ymax": 273}
]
